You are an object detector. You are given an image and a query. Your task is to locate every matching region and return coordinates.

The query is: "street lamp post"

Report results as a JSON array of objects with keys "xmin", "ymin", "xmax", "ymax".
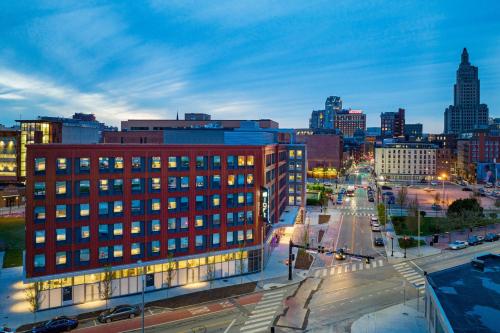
[
  {"xmin": 403, "ymin": 236, "xmax": 408, "ymax": 259},
  {"xmin": 391, "ymin": 236, "xmax": 394, "ymax": 257},
  {"xmin": 136, "ymin": 260, "xmax": 145, "ymax": 333}
]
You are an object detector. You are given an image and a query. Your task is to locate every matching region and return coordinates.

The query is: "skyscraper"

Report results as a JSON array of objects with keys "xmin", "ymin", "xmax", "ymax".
[
  {"xmin": 309, "ymin": 96, "xmax": 342, "ymax": 129},
  {"xmin": 444, "ymin": 48, "xmax": 489, "ymax": 134},
  {"xmin": 380, "ymin": 108, "xmax": 405, "ymax": 138}
]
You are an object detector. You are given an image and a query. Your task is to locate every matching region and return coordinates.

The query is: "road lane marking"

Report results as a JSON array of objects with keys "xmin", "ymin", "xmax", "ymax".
[
  {"xmin": 257, "ymin": 298, "xmax": 282, "ymax": 306},
  {"xmin": 224, "ymin": 319, "xmax": 236, "ymax": 333},
  {"xmin": 372, "ymin": 261, "xmax": 377, "ymax": 268},
  {"xmin": 359, "ymin": 263, "xmax": 364, "ymax": 270},
  {"xmin": 352, "ymin": 264, "xmax": 357, "ymax": 271},
  {"xmin": 397, "ymin": 267, "xmax": 413, "ymax": 273},
  {"xmin": 393, "ymin": 262, "xmax": 407, "ymax": 268},
  {"xmin": 330, "ymin": 267, "xmax": 336, "ymax": 275},
  {"xmin": 403, "ymin": 273, "xmax": 420, "ymax": 279},
  {"xmin": 322, "ymin": 269, "xmax": 328, "ymax": 277},
  {"xmin": 344, "ymin": 265, "xmax": 349, "ymax": 273},
  {"xmin": 378, "ymin": 259, "xmax": 384, "ymax": 266},
  {"xmin": 251, "ymin": 305, "xmax": 279, "ymax": 314},
  {"xmin": 262, "ymin": 294, "xmax": 285, "ymax": 301},
  {"xmin": 337, "ymin": 266, "xmax": 343, "ymax": 274},
  {"xmin": 408, "ymin": 276, "xmax": 424, "ymax": 283},
  {"xmin": 241, "ymin": 328, "xmax": 268, "ymax": 333},
  {"xmin": 365, "ymin": 263, "xmax": 370, "ymax": 269},
  {"xmin": 314, "ymin": 270, "xmax": 321, "ymax": 278},
  {"xmin": 248, "ymin": 313, "xmax": 276, "ymax": 321}
]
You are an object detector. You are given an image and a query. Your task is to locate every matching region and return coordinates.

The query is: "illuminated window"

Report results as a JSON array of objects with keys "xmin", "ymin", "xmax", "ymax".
[
  {"xmin": 237, "ymin": 230, "xmax": 244, "ymax": 241},
  {"xmin": 34, "ymin": 254, "xmax": 45, "ymax": 268},
  {"xmin": 113, "ymin": 201, "xmax": 123, "ymax": 213},
  {"xmin": 296, "ymin": 173, "xmax": 303, "ymax": 181},
  {"xmin": 168, "ymin": 218, "xmax": 176, "ymax": 230},
  {"xmin": 180, "ymin": 217, "xmax": 188, "ymax": 229},
  {"xmin": 151, "ymin": 219, "xmax": 160, "ymax": 232},
  {"xmin": 34, "ymin": 157, "xmax": 46, "ymax": 172},
  {"xmin": 151, "ymin": 156, "xmax": 161, "ymax": 169},
  {"xmin": 56, "ymin": 229, "xmax": 66, "ymax": 242},
  {"xmin": 99, "ymin": 157, "xmax": 109, "ymax": 170},
  {"xmin": 151, "ymin": 240, "xmax": 160, "ymax": 253},
  {"xmin": 246, "ymin": 229, "xmax": 253, "ymax": 240},
  {"xmin": 195, "ymin": 235, "xmax": 204, "ymax": 247},
  {"xmin": 113, "ymin": 179, "xmax": 123, "ymax": 192},
  {"xmin": 131, "ymin": 157, "xmax": 142, "ymax": 169},
  {"xmin": 131, "ymin": 243, "xmax": 141, "ymax": 255},
  {"xmin": 131, "ymin": 221, "xmax": 141, "ymax": 234},
  {"xmin": 168, "ymin": 156, "xmax": 177, "ymax": 169},
  {"xmin": 180, "ymin": 176, "xmax": 189, "ymax": 189},
  {"xmin": 113, "ymin": 245, "xmax": 123, "ymax": 258},
  {"xmin": 113, "ymin": 223, "xmax": 123, "ymax": 236},
  {"xmin": 247, "ymin": 155, "xmax": 254, "ymax": 166},
  {"xmin": 238, "ymin": 193, "xmax": 245, "ymax": 204},
  {"xmin": 168, "ymin": 239, "xmax": 176, "ymax": 250},
  {"xmin": 168, "ymin": 198, "xmax": 177, "ymax": 210},
  {"xmin": 114, "ymin": 157, "xmax": 124, "ymax": 169},
  {"xmin": 80, "ymin": 158, "xmax": 90, "ymax": 171},
  {"xmin": 228, "ymin": 174, "xmax": 235, "ymax": 186},
  {"xmin": 180, "ymin": 237, "xmax": 188, "ymax": 249},
  {"xmin": 34, "ymin": 182, "xmax": 45, "ymax": 196},
  {"xmin": 80, "ymin": 249, "xmax": 90, "ymax": 262},
  {"xmin": 34, "ymin": 206, "xmax": 46, "ymax": 220},
  {"xmin": 56, "ymin": 158, "xmax": 67, "ymax": 171},
  {"xmin": 196, "ymin": 156, "xmax": 205, "ymax": 169},
  {"xmin": 195, "ymin": 215, "xmax": 204, "ymax": 227},
  {"xmin": 212, "ymin": 194, "xmax": 220, "ymax": 207},
  {"xmin": 151, "ymin": 178, "xmax": 161, "ymax": 191},
  {"xmin": 238, "ymin": 156, "xmax": 245, "ymax": 167},
  {"xmin": 151, "ymin": 198, "xmax": 160, "ymax": 211},
  {"xmin": 99, "ymin": 179, "xmax": 109, "ymax": 192},
  {"xmin": 80, "ymin": 203, "xmax": 90, "ymax": 217},
  {"xmin": 246, "ymin": 174, "xmax": 254, "ymax": 185},
  {"xmin": 296, "ymin": 150, "xmax": 303, "ymax": 159},
  {"xmin": 56, "ymin": 205, "xmax": 66, "ymax": 219},
  {"xmin": 289, "ymin": 174, "xmax": 295, "ymax": 182},
  {"xmin": 56, "ymin": 251, "xmax": 67, "ymax": 265},
  {"xmin": 289, "ymin": 150, "xmax": 295, "ymax": 158},
  {"xmin": 35, "ymin": 230, "xmax": 45, "ymax": 244},
  {"xmin": 209, "ymin": 233, "xmax": 219, "ymax": 246},
  {"xmin": 99, "ymin": 246, "xmax": 108, "ymax": 259},
  {"xmin": 81, "ymin": 226, "xmax": 90, "ymax": 239}
]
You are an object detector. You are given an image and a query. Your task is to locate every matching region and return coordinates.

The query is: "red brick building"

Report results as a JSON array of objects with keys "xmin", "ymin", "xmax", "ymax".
[
  {"xmin": 25, "ymin": 142, "xmax": 305, "ymax": 309},
  {"xmin": 296, "ymin": 134, "xmax": 343, "ymax": 171}
]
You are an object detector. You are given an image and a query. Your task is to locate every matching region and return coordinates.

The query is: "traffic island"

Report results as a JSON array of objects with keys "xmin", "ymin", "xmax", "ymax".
[{"xmin": 275, "ymin": 277, "xmax": 321, "ymax": 330}]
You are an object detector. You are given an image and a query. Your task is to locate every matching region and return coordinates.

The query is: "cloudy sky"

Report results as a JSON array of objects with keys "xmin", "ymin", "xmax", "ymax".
[{"xmin": 0, "ymin": 1, "xmax": 499, "ymax": 132}]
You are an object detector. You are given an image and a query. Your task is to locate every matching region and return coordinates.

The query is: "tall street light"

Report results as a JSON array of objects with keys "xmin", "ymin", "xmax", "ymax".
[{"xmin": 440, "ymin": 173, "xmax": 447, "ymax": 207}]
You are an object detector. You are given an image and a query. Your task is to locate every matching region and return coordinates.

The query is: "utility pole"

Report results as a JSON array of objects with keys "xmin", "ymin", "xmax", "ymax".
[{"xmin": 288, "ymin": 239, "xmax": 293, "ymax": 281}]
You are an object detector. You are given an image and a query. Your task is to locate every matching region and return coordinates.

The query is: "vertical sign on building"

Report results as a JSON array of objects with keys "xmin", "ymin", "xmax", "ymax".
[{"xmin": 261, "ymin": 186, "xmax": 270, "ymax": 223}]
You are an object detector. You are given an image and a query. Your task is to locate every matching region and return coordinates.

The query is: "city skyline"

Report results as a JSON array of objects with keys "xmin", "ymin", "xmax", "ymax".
[{"xmin": 0, "ymin": 1, "xmax": 499, "ymax": 132}]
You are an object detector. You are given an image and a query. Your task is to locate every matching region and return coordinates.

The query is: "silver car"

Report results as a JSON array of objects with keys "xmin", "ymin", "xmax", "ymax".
[{"xmin": 448, "ymin": 240, "xmax": 468, "ymax": 250}]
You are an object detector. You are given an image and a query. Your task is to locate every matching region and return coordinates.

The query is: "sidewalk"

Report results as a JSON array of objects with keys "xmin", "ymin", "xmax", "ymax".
[
  {"xmin": 0, "ymin": 231, "xmax": 304, "ymax": 330},
  {"xmin": 351, "ymin": 298, "xmax": 427, "ymax": 333}
]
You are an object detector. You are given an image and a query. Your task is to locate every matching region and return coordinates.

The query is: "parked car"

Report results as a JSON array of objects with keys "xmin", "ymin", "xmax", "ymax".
[
  {"xmin": 485, "ymin": 182, "xmax": 494, "ymax": 188},
  {"xmin": 370, "ymin": 217, "xmax": 378, "ymax": 225},
  {"xmin": 430, "ymin": 180, "xmax": 438, "ymax": 186},
  {"xmin": 324, "ymin": 182, "xmax": 333, "ymax": 186},
  {"xmin": 381, "ymin": 185, "xmax": 392, "ymax": 190},
  {"xmin": 371, "ymin": 223, "xmax": 381, "ymax": 232},
  {"xmin": 462, "ymin": 187, "xmax": 473, "ymax": 192},
  {"xmin": 340, "ymin": 188, "xmax": 346, "ymax": 194},
  {"xmin": 0, "ymin": 326, "xmax": 13, "ymax": 333},
  {"xmin": 483, "ymin": 233, "xmax": 499, "ymax": 242},
  {"xmin": 467, "ymin": 235, "xmax": 483, "ymax": 246},
  {"xmin": 448, "ymin": 240, "xmax": 468, "ymax": 250},
  {"xmin": 374, "ymin": 237, "xmax": 384, "ymax": 246},
  {"xmin": 336, "ymin": 198, "xmax": 343, "ymax": 205},
  {"xmin": 334, "ymin": 248, "xmax": 346, "ymax": 260},
  {"xmin": 368, "ymin": 197, "xmax": 375, "ymax": 202},
  {"xmin": 97, "ymin": 304, "xmax": 142, "ymax": 323},
  {"xmin": 31, "ymin": 316, "xmax": 78, "ymax": 333}
]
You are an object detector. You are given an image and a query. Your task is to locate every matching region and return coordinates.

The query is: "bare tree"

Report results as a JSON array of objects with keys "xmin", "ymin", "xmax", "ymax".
[
  {"xmin": 433, "ymin": 192, "xmax": 441, "ymax": 205},
  {"xmin": 25, "ymin": 281, "xmax": 45, "ymax": 323},
  {"xmin": 165, "ymin": 254, "xmax": 177, "ymax": 298},
  {"xmin": 396, "ymin": 186, "xmax": 408, "ymax": 216},
  {"xmin": 98, "ymin": 265, "xmax": 114, "ymax": 309}
]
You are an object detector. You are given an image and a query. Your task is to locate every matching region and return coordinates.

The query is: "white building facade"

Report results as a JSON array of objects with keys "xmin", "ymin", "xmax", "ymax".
[{"xmin": 375, "ymin": 143, "xmax": 438, "ymax": 181}]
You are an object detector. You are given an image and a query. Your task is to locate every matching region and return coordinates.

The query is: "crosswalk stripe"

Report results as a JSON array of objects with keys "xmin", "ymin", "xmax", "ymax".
[
  {"xmin": 359, "ymin": 263, "xmax": 364, "ymax": 270},
  {"xmin": 262, "ymin": 294, "xmax": 285, "ymax": 301},
  {"xmin": 372, "ymin": 261, "xmax": 377, "ymax": 268},
  {"xmin": 245, "ymin": 314, "xmax": 275, "ymax": 324},
  {"xmin": 344, "ymin": 265, "xmax": 349, "ymax": 273},
  {"xmin": 248, "ymin": 312, "xmax": 276, "ymax": 319},
  {"xmin": 397, "ymin": 268, "xmax": 413, "ymax": 273},
  {"xmin": 263, "ymin": 290, "xmax": 286, "ymax": 297},
  {"xmin": 322, "ymin": 269, "xmax": 327, "ymax": 277},
  {"xmin": 337, "ymin": 266, "xmax": 343, "ymax": 274},
  {"xmin": 378, "ymin": 260, "xmax": 384, "ymax": 266},
  {"xmin": 365, "ymin": 263, "xmax": 370, "ymax": 269},
  {"xmin": 240, "ymin": 328, "xmax": 268, "ymax": 333},
  {"xmin": 254, "ymin": 303, "xmax": 280, "ymax": 311},
  {"xmin": 408, "ymin": 277, "xmax": 424, "ymax": 283},
  {"xmin": 393, "ymin": 263, "xmax": 406, "ymax": 268},
  {"xmin": 314, "ymin": 270, "xmax": 320, "ymax": 278},
  {"xmin": 403, "ymin": 273, "xmax": 419, "ymax": 279},
  {"xmin": 251, "ymin": 305, "xmax": 279, "ymax": 314},
  {"xmin": 352, "ymin": 264, "xmax": 357, "ymax": 272},
  {"xmin": 240, "ymin": 319, "xmax": 273, "ymax": 331},
  {"xmin": 330, "ymin": 267, "xmax": 336, "ymax": 275},
  {"xmin": 257, "ymin": 298, "xmax": 282, "ymax": 306}
]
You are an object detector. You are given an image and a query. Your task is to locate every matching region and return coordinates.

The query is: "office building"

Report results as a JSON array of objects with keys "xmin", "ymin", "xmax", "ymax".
[
  {"xmin": 121, "ymin": 119, "xmax": 278, "ymax": 131},
  {"xmin": 375, "ymin": 142, "xmax": 437, "ymax": 181},
  {"xmin": 24, "ymin": 131, "xmax": 305, "ymax": 309},
  {"xmin": 404, "ymin": 123, "xmax": 423, "ymax": 138},
  {"xmin": 0, "ymin": 128, "xmax": 20, "ymax": 183},
  {"xmin": 309, "ymin": 96, "xmax": 342, "ymax": 130},
  {"xmin": 184, "ymin": 113, "xmax": 211, "ymax": 121},
  {"xmin": 296, "ymin": 132, "xmax": 343, "ymax": 174},
  {"xmin": 425, "ymin": 254, "xmax": 500, "ymax": 333},
  {"xmin": 456, "ymin": 131, "xmax": 500, "ymax": 182},
  {"xmin": 444, "ymin": 48, "xmax": 489, "ymax": 134},
  {"xmin": 381, "ymin": 108, "xmax": 405, "ymax": 138},
  {"xmin": 334, "ymin": 110, "xmax": 366, "ymax": 138}
]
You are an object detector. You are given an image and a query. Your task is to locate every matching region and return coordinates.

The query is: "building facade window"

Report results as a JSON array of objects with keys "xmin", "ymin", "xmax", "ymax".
[{"xmin": 34, "ymin": 157, "xmax": 46, "ymax": 173}]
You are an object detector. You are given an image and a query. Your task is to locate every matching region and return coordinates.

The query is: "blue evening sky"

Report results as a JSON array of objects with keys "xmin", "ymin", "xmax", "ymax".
[{"xmin": 0, "ymin": 1, "xmax": 499, "ymax": 132}]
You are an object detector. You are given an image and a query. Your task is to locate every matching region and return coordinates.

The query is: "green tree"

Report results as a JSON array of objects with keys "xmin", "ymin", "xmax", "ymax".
[
  {"xmin": 447, "ymin": 198, "xmax": 483, "ymax": 218},
  {"xmin": 377, "ymin": 203, "xmax": 387, "ymax": 225}
]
